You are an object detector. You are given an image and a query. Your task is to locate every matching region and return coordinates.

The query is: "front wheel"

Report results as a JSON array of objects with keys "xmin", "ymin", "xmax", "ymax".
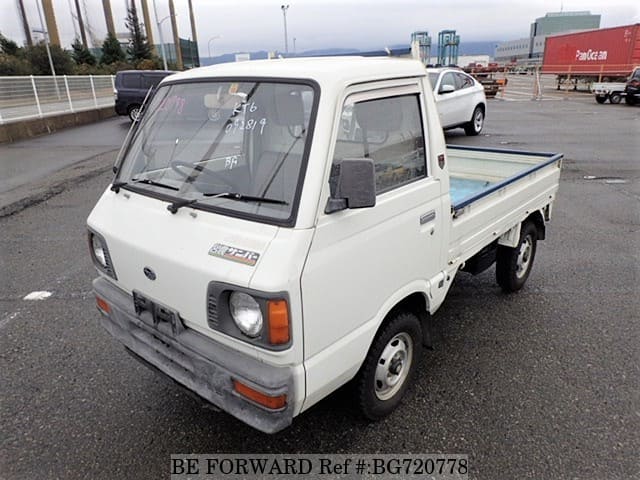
[
  {"xmin": 595, "ymin": 95, "xmax": 607, "ymax": 104},
  {"xmin": 625, "ymin": 95, "xmax": 636, "ymax": 106},
  {"xmin": 464, "ymin": 106, "xmax": 484, "ymax": 136},
  {"xmin": 355, "ymin": 312, "xmax": 422, "ymax": 420},
  {"xmin": 496, "ymin": 221, "xmax": 538, "ymax": 292}
]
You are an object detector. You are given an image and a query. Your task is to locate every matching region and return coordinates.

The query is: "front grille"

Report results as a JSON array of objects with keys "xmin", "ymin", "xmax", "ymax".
[{"xmin": 207, "ymin": 292, "xmax": 219, "ymax": 328}]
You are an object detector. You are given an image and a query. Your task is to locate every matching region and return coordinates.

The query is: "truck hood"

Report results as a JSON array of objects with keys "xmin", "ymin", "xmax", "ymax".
[{"xmin": 87, "ymin": 189, "xmax": 278, "ymax": 335}]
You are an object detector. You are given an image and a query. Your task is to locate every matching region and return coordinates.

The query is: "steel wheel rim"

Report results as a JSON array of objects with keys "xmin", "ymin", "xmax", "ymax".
[
  {"xmin": 515, "ymin": 235, "xmax": 533, "ymax": 279},
  {"xmin": 474, "ymin": 109, "xmax": 483, "ymax": 132},
  {"xmin": 374, "ymin": 332, "xmax": 413, "ymax": 401}
]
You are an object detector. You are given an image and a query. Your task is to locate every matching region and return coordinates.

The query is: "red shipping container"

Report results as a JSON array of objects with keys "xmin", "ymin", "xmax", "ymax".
[{"xmin": 542, "ymin": 24, "xmax": 640, "ymax": 77}]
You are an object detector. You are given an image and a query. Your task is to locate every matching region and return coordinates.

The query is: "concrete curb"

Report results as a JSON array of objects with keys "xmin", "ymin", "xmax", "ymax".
[
  {"xmin": 0, "ymin": 107, "xmax": 117, "ymax": 144},
  {"xmin": 0, "ymin": 149, "xmax": 118, "ymax": 218}
]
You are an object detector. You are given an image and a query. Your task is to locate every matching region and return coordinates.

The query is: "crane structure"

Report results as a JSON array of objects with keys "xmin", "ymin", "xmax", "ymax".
[
  {"xmin": 410, "ymin": 31, "xmax": 432, "ymax": 65},
  {"xmin": 437, "ymin": 30, "xmax": 460, "ymax": 66}
]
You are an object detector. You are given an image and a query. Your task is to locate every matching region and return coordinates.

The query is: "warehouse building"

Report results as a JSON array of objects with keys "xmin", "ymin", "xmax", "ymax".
[{"xmin": 495, "ymin": 11, "xmax": 601, "ymax": 64}]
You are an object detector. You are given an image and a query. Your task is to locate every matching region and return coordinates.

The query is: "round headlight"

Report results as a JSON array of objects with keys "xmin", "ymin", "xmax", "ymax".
[
  {"xmin": 91, "ymin": 234, "xmax": 107, "ymax": 267},
  {"xmin": 229, "ymin": 292, "xmax": 263, "ymax": 338}
]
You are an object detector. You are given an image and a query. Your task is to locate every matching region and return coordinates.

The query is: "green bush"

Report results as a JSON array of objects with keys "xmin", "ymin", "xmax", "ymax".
[
  {"xmin": 0, "ymin": 53, "xmax": 31, "ymax": 75},
  {"xmin": 23, "ymin": 42, "xmax": 75, "ymax": 75}
]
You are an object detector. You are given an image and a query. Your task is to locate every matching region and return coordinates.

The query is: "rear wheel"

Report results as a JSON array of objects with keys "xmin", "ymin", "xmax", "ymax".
[
  {"xmin": 464, "ymin": 106, "xmax": 484, "ymax": 136},
  {"xmin": 609, "ymin": 93, "xmax": 622, "ymax": 104},
  {"xmin": 355, "ymin": 312, "xmax": 422, "ymax": 420},
  {"xmin": 595, "ymin": 95, "xmax": 607, "ymax": 104},
  {"xmin": 128, "ymin": 104, "xmax": 141, "ymax": 122},
  {"xmin": 496, "ymin": 221, "xmax": 538, "ymax": 292}
]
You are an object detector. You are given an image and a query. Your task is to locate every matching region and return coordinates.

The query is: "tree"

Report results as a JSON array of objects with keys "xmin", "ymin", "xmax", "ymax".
[
  {"xmin": 100, "ymin": 32, "xmax": 125, "ymax": 65},
  {"xmin": 23, "ymin": 42, "xmax": 74, "ymax": 75},
  {"xmin": 125, "ymin": 3, "xmax": 152, "ymax": 63},
  {"xmin": 71, "ymin": 38, "xmax": 96, "ymax": 65},
  {"xmin": 0, "ymin": 53, "xmax": 31, "ymax": 75},
  {"xmin": 0, "ymin": 32, "xmax": 21, "ymax": 56}
]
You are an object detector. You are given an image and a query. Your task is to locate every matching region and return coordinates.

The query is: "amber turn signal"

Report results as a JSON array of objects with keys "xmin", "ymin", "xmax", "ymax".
[
  {"xmin": 96, "ymin": 295, "xmax": 111, "ymax": 314},
  {"xmin": 267, "ymin": 299, "xmax": 290, "ymax": 345},
  {"xmin": 233, "ymin": 380, "xmax": 287, "ymax": 410}
]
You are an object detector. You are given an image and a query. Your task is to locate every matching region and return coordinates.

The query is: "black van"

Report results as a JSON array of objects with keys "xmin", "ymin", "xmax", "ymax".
[
  {"xmin": 624, "ymin": 67, "xmax": 640, "ymax": 106},
  {"xmin": 114, "ymin": 70, "xmax": 175, "ymax": 121}
]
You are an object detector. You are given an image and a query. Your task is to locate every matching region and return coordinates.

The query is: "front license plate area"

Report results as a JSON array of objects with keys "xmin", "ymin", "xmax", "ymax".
[{"xmin": 133, "ymin": 290, "xmax": 185, "ymax": 335}]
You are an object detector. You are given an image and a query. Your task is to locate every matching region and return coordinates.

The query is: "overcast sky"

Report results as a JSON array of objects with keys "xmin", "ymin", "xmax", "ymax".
[{"xmin": 2, "ymin": 0, "xmax": 639, "ymax": 56}]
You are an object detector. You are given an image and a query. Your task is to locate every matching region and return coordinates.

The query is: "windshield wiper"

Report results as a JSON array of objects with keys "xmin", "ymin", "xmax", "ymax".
[
  {"xmin": 203, "ymin": 192, "xmax": 288, "ymax": 205},
  {"xmin": 112, "ymin": 178, "xmax": 180, "ymax": 194},
  {"xmin": 130, "ymin": 178, "xmax": 180, "ymax": 191},
  {"xmin": 167, "ymin": 192, "xmax": 287, "ymax": 215}
]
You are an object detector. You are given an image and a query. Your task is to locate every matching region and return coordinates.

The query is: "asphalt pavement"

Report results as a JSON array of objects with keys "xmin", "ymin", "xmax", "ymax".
[
  {"xmin": 0, "ymin": 117, "xmax": 128, "ymax": 216},
  {"xmin": 1, "ymin": 84, "xmax": 639, "ymax": 479}
]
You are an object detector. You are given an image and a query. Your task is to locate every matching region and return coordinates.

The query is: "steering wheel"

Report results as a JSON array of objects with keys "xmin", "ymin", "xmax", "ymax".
[{"xmin": 170, "ymin": 160, "xmax": 239, "ymax": 190}]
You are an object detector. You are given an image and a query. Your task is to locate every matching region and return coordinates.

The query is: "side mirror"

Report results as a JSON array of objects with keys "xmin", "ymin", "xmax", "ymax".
[
  {"xmin": 439, "ymin": 84, "xmax": 455, "ymax": 94},
  {"xmin": 325, "ymin": 158, "xmax": 376, "ymax": 214}
]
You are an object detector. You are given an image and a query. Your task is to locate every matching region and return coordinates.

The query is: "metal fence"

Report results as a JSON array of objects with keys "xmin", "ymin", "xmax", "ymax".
[{"xmin": 0, "ymin": 75, "xmax": 115, "ymax": 124}]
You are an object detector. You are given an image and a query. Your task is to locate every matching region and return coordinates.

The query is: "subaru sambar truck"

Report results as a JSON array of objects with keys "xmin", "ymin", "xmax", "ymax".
[{"xmin": 88, "ymin": 57, "xmax": 562, "ymax": 433}]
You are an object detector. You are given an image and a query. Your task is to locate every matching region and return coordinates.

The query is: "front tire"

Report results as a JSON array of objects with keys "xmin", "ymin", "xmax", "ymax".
[
  {"xmin": 626, "ymin": 95, "xmax": 636, "ymax": 106},
  {"xmin": 464, "ymin": 106, "xmax": 484, "ymax": 136},
  {"xmin": 355, "ymin": 312, "xmax": 422, "ymax": 420},
  {"xmin": 496, "ymin": 221, "xmax": 538, "ymax": 292},
  {"xmin": 595, "ymin": 95, "xmax": 607, "ymax": 104}
]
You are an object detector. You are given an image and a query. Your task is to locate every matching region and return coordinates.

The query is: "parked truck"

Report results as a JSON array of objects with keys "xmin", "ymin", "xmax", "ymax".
[
  {"xmin": 592, "ymin": 80, "xmax": 627, "ymax": 104},
  {"xmin": 542, "ymin": 23, "xmax": 640, "ymax": 90},
  {"xmin": 88, "ymin": 58, "xmax": 562, "ymax": 433}
]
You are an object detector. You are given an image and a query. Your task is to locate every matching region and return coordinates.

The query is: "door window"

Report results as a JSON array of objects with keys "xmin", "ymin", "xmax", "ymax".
[
  {"xmin": 440, "ymin": 72, "xmax": 457, "ymax": 92},
  {"xmin": 333, "ymin": 94, "xmax": 426, "ymax": 193}
]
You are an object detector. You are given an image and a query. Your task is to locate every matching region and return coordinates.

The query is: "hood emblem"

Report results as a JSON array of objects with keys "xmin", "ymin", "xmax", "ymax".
[{"xmin": 143, "ymin": 267, "xmax": 156, "ymax": 280}]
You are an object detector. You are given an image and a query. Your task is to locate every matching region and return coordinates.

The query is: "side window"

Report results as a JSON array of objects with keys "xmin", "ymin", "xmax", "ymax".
[
  {"xmin": 121, "ymin": 74, "xmax": 141, "ymax": 88},
  {"xmin": 455, "ymin": 73, "xmax": 474, "ymax": 89},
  {"xmin": 333, "ymin": 94, "xmax": 426, "ymax": 193},
  {"xmin": 142, "ymin": 75, "xmax": 163, "ymax": 89},
  {"xmin": 440, "ymin": 72, "xmax": 457, "ymax": 91}
]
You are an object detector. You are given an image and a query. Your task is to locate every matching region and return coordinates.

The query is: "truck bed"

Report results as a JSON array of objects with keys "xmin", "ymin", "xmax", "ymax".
[{"xmin": 446, "ymin": 145, "xmax": 562, "ymax": 265}]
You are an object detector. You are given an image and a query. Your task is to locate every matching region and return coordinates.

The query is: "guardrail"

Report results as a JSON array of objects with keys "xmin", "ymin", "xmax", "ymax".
[{"xmin": 0, "ymin": 75, "xmax": 115, "ymax": 125}]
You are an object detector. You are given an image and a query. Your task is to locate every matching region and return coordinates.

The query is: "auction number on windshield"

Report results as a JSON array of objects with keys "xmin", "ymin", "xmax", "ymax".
[{"xmin": 225, "ymin": 118, "xmax": 267, "ymax": 135}]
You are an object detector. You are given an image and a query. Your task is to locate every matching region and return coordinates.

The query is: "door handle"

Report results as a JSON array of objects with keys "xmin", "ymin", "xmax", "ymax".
[{"xmin": 420, "ymin": 210, "xmax": 436, "ymax": 225}]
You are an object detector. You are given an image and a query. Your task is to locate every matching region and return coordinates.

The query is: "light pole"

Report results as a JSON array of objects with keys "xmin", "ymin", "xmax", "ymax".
[
  {"xmin": 280, "ymin": 4, "xmax": 289, "ymax": 54},
  {"xmin": 208, "ymin": 35, "xmax": 221, "ymax": 62},
  {"xmin": 152, "ymin": 0, "xmax": 173, "ymax": 70}
]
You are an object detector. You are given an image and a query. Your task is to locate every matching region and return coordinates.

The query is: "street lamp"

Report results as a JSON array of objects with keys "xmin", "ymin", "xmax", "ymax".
[
  {"xmin": 280, "ymin": 4, "xmax": 289, "ymax": 54},
  {"xmin": 152, "ymin": 0, "xmax": 177, "ymax": 70},
  {"xmin": 208, "ymin": 35, "xmax": 221, "ymax": 62}
]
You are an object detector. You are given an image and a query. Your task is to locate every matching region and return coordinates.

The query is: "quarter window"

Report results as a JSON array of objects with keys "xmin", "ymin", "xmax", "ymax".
[
  {"xmin": 455, "ymin": 72, "xmax": 474, "ymax": 89},
  {"xmin": 333, "ymin": 94, "xmax": 426, "ymax": 193},
  {"xmin": 121, "ymin": 74, "xmax": 141, "ymax": 88}
]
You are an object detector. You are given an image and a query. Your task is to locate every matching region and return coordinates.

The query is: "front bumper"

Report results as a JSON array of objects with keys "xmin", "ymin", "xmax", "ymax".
[
  {"xmin": 92, "ymin": 277, "xmax": 294, "ymax": 433},
  {"xmin": 114, "ymin": 99, "xmax": 128, "ymax": 115}
]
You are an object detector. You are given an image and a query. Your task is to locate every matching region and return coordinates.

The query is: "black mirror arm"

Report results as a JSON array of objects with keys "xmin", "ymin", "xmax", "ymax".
[{"xmin": 325, "ymin": 197, "xmax": 348, "ymax": 214}]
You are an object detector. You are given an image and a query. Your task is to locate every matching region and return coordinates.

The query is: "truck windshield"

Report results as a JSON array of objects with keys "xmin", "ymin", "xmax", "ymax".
[{"xmin": 115, "ymin": 80, "xmax": 316, "ymax": 225}]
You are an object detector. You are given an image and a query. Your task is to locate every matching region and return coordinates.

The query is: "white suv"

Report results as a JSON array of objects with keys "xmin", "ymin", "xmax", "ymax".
[{"xmin": 427, "ymin": 67, "xmax": 487, "ymax": 135}]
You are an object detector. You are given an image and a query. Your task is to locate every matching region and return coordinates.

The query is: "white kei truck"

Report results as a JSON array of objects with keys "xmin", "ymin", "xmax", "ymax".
[{"xmin": 88, "ymin": 58, "xmax": 562, "ymax": 433}]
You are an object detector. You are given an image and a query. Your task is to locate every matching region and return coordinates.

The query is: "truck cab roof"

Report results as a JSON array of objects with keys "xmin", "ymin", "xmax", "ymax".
[{"xmin": 164, "ymin": 57, "xmax": 427, "ymax": 90}]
